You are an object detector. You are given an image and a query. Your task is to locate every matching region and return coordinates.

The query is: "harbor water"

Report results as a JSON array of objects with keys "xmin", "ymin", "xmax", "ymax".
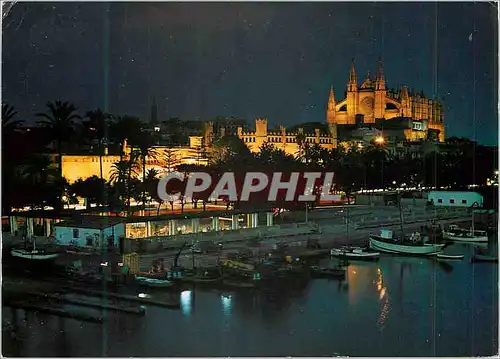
[{"xmin": 2, "ymin": 242, "xmax": 498, "ymax": 357}]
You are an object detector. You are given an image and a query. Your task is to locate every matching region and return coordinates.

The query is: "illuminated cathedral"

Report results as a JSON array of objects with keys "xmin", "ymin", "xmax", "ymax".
[{"xmin": 327, "ymin": 59, "xmax": 445, "ymax": 144}]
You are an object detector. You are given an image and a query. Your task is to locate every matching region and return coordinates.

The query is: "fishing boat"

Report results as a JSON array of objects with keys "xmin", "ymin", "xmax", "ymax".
[
  {"xmin": 443, "ymin": 225, "xmax": 488, "ymax": 243},
  {"xmin": 135, "ymin": 276, "xmax": 174, "ymax": 288},
  {"xmin": 369, "ymin": 229, "xmax": 445, "ymax": 256},
  {"xmin": 330, "ymin": 246, "xmax": 380, "ymax": 260},
  {"xmin": 309, "ymin": 266, "xmax": 346, "ymax": 279},
  {"xmin": 11, "ymin": 248, "xmax": 59, "ymax": 260},
  {"xmin": 435, "ymin": 253, "xmax": 465, "ymax": 260},
  {"xmin": 11, "ymin": 235, "xmax": 59, "ymax": 261}
]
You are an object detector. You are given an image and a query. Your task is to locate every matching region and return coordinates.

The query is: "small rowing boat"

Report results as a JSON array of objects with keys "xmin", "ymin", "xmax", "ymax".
[
  {"xmin": 330, "ymin": 246, "xmax": 380, "ymax": 260},
  {"xmin": 435, "ymin": 253, "xmax": 464, "ymax": 260},
  {"xmin": 135, "ymin": 276, "xmax": 174, "ymax": 288}
]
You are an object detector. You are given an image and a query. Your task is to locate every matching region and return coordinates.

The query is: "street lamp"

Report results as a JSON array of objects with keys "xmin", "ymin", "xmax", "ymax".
[{"xmin": 375, "ymin": 136, "xmax": 385, "ymax": 144}]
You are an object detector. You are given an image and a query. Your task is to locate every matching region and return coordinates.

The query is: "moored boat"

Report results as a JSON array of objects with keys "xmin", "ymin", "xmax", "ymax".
[
  {"xmin": 309, "ymin": 266, "xmax": 346, "ymax": 279},
  {"xmin": 135, "ymin": 276, "xmax": 174, "ymax": 288},
  {"xmin": 369, "ymin": 229, "xmax": 445, "ymax": 256},
  {"xmin": 11, "ymin": 248, "xmax": 59, "ymax": 260},
  {"xmin": 435, "ymin": 253, "xmax": 465, "ymax": 260},
  {"xmin": 443, "ymin": 225, "xmax": 489, "ymax": 243},
  {"xmin": 330, "ymin": 246, "xmax": 380, "ymax": 260}
]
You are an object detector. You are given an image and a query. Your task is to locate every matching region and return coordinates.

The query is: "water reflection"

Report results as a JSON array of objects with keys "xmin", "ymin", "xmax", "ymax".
[
  {"xmin": 2, "ymin": 242, "xmax": 497, "ymax": 357},
  {"xmin": 221, "ymin": 294, "xmax": 232, "ymax": 316},
  {"xmin": 181, "ymin": 290, "xmax": 192, "ymax": 316},
  {"xmin": 376, "ymin": 268, "xmax": 389, "ymax": 328}
]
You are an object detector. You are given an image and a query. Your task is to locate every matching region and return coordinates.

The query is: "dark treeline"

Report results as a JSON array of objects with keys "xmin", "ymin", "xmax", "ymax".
[{"xmin": 2, "ymin": 101, "xmax": 498, "ymax": 215}]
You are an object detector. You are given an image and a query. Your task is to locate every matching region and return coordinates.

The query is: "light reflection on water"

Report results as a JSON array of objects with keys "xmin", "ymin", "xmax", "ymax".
[
  {"xmin": 2, "ymin": 242, "xmax": 498, "ymax": 357},
  {"xmin": 221, "ymin": 294, "xmax": 232, "ymax": 316},
  {"xmin": 376, "ymin": 267, "xmax": 389, "ymax": 328},
  {"xmin": 180, "ymin": 290, "xmax": 192, "ymax": 316}
]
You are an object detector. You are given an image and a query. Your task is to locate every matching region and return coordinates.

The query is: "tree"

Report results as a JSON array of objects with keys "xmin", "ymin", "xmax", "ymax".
[
  {"xmin": 131, "ymin": 132, "xmax": 159, "ymax": 206},
  {"xmin": 36, "ymin": 101, "xmax": 81, "ymax": 175},
  {"xmin": 108, "ymin": 116, "xmax": 144, "ymax": 149},
  {"xmin": 164, "ymin": 148, "xmax": 180, "ymax": 172},
  {"xmin": 209, "ymin": 134, "xmax": 252, "ymax": 165},
  {"xmin": 70, "ymin": 176, "xmax": 108, "ymax": 208},
  {"xmin": 110, "ymin": 158, "xmax": 139, "ymax": 209},
  {"xmin": 2, "ymin": 103, "xmax": 22, "ymax": 135},
  {"xmin": 83, "ymin": 109, "xmax": 112, "ymax": 205}
]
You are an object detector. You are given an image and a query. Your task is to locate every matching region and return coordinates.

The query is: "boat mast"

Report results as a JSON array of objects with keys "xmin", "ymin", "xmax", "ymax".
[
  {"xmin": 471, "ymin": 210, "xmax": 475, "ymax": 233},
  {"xmin": 398, "ymin": 192, "xmax": 404, "ymax": 240},
  {"xmin": 345, "ymin": 206, "xmax": 349, "ymax": 241}
]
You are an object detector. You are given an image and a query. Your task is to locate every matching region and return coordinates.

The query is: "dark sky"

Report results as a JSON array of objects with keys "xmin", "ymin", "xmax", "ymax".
[{"xmin": 2, "ymin": 2, "xmax": 498, "ymax": 145}]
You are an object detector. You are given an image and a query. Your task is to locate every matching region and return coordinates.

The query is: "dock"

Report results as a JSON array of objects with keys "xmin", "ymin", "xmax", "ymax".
[
  {"xmin": 3, "ymin": 300, "xmax": 104, "ymax": 324},
  {"xmin": 62, "ymin": 286, "xmax": 181, "ymax": 309}
]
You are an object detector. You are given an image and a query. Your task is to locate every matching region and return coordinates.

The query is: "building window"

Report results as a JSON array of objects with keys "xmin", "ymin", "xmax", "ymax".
[
  {"xmin": 412, "ymin": 122, "xmax": 423, "ymax": 130},
  {"xmin": 450, "ymin": 199, "xmax": 455, "ymax": 204},
  {"xmin": 73, "ymin": 229, "xmax": 79, "ymax": 238},
  {"xmin": 437, "ymin": 199, "xmax": 442, "ymax": 203},
  {"xmin": 461, "ymin": 200, "xmax": 467, "ymax": 204}
]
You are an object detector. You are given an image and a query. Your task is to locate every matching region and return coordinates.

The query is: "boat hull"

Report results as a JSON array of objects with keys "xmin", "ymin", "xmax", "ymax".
[
  {"xmin": 330, "ymin": 248, "xmax": 380, "ymax": 260},
  {"xmin": 10, "ymin": 249, "xmax": 59, "ymax": 260},
  {"xmin": 135, "ymin": 276, "xmax": 174, "ymax": 288},
  {"xmin": 443, "ymin": 232, "xmax": 489, "ymax": 243},
  {"xmin": 436, "ymin": 253, "xmax": 464, "ymax": 260},
  {"xmin": 369, "ymin": 236, "xmax": 444, "ymax": 255}
]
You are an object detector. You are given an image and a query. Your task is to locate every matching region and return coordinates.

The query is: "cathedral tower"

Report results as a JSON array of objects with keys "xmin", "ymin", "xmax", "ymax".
[
  {"xmin": 326, "ymin": 86, "xmax": 338, "ymax": 148},
  {"xmin": 400, "ymin": 85, "xmax": 410, "ymax": 117},
  {"xmin": 374, "ymin": 58, "xmax": 386, "ymax": 119},
  {"xmin": 346, "ymin": 59, "xmax": 358, "ymax": 119},
  {"xmin": 327, "ymin": 86, "xmax": 336, "ymax": 124},
  {"xmin": 150, "ymin": 96, "xmax": 158, "ymax": 125}
]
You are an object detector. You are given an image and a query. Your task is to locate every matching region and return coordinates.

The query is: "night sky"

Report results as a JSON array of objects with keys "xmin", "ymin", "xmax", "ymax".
[{"xmin": 2, "ymin": 2, "xmax": 498, "ymax": 145}]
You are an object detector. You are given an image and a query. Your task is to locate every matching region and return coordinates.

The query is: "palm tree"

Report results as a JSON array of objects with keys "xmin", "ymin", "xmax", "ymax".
[
  {"xmin": 36, "ymin": 101, "xmax": 81, "ymax": 175},
  {"xmin": 84, "ymin": 109, "xmax": 111, "ymax": 206},
  {"xmin": 143, "ymin": 168, "xmax": 162, "ymax": 214},
  {"xmin": 110, "ymin": 159, "xmax": 139, "ymax": 209},
  {"xmin": 109, "ymin": 115, "xmax": 144, "ymax": 147},
  {"xmin": 2, "ymin": 103, "xmax": 23, "ymax": 135},
  {"xmin": 132, "ymin": 133, "xmax": 159, "ymax": 206},
  {"xmin": 295, "ymin": 132, "xmax": 307, "ymax": 159}
]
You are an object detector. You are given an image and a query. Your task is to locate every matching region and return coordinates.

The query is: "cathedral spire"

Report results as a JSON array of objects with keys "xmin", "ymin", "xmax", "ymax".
[
  {"xmin": 347, "ymin": 58, "xmax": 358, "ymax": 92},
  {"xmin": 375, "ymin": 58, "xmax": 385, "ymax": 90},
  {"xmin": 328, "ymin": 86, "xmax": 336, "ymax": 109},
  {"xmin": 327, "ymin": 85, "xmax": 336, "ymax": 124},
  {"xmin": 150, "ymin": 96, "xmax": 158, "ymax": 125}
]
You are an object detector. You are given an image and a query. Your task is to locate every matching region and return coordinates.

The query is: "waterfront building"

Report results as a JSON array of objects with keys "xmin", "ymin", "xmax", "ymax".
[
  {"xmin": 54, "ymin": 217, "xmax": 125, "ymax": 248},
  {"xmin": 426, "ymin": 190, "xmax": 484, "ymax": 208}
]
